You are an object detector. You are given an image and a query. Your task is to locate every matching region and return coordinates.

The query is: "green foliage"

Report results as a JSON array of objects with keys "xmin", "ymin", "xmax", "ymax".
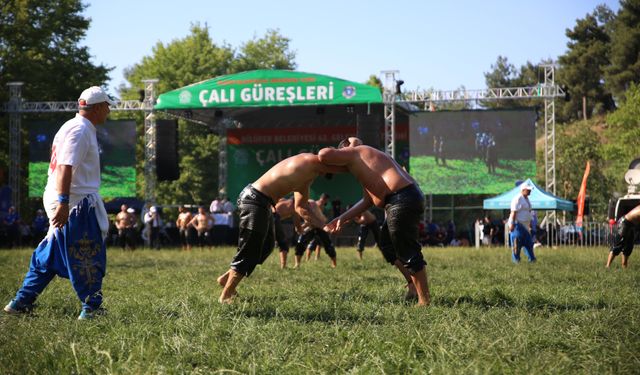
[
  {"xmin": 603, "ymin": 82, "xmax": 640, "ymax": 193},
  {"xmin": 557, "ymin": 5, "xmax": 616, "ymax": 122},
  {"xmin": 482, "ymin": 56, "xmax": 544, "ymax": 109},
  {"xmin": 365, "ymin": 74, "xmax": 383, "ymax": 92},
  {"xmin": 605, "ymin": 0, "xmax": 640, "ymax": 100},
  {"xmin": 0, "ymin": 0, "xmax": 112, "ymax": 101},
  {"xmin": 555, "ymin": 119, "xmax": 612, "ymax": 216},
  {"xmin": 232, "ymin": 29, "xmax": 297, "ymax": 72},
  {"xmin": 120, "ymin": 25, "xmax": 296, "ymax": 204},
  {"xmin": 0, "ymin": 0, "xmax": 111, "ymax": 205},
  {"xmin": 1, "ymin": 246, "xmax": 638, "ymax": 373}
]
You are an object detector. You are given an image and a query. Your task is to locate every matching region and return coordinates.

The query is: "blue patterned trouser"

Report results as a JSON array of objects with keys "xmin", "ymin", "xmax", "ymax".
[
  {"xmin": 14, "ymin": 197, "xmax": 106, "ymax": 311},
  {"xmin": 509, "ymin": 222, "xmax": 536, "ymax": 263}
]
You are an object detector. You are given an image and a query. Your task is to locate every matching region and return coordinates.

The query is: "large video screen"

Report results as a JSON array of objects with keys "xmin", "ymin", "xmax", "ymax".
[
  {"xmin": 28, "ymin": 120, "xmax": 137, "ymax": 198},
  {"xmin": 409, "ymin": 109, "xmax": 536, "ymax": 194}
]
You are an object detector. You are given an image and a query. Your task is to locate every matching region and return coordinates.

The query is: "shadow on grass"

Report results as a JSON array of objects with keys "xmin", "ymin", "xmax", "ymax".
[{"xmin": 437, "ymin": 289, "xmax": 611, "ymax": 311}]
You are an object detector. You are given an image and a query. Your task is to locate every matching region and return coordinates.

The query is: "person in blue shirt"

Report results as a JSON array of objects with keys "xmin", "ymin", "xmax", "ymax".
[
  {"xmin": 3, "ymin": 206, "xmax": 20, "ymax": 248},
  {"xmin": 31, "ymin": 209, "xmax": 49, "ymax": 246}
]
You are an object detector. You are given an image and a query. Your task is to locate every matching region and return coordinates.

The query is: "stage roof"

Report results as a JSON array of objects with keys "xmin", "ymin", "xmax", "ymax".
[{"xmin": 155, "ymin": 69, "xmax": 383, "ymax": 111}]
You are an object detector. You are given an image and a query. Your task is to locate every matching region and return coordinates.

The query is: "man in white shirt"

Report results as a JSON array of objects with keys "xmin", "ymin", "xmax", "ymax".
[
  {"xmin": 508, "ymin": 181, "xmax": 536, "ymax": 263},
  {"xmin": 4, "ymin": 86, "xmax": 114, "ymax": 319}
]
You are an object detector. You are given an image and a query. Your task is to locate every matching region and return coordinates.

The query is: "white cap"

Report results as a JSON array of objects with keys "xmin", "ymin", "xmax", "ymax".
[
  {"xmin": 78, "ymin": 86, "xmax": 116, "ymax": 108},
  {"xmin": 520, "ymin": 182, "xmax": 533, "ymax": 191},
  {"xmin": 149, "ymin": 206, "xmax": 157, "ymax": 213}
]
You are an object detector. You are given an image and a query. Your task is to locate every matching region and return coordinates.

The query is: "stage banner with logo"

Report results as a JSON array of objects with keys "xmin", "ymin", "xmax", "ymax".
[
  {"xmin": 227, "ymin": 126, "xmax": 365, "ymax": 205},
  {"xmin": 155, "ymin": 70, "xmax": 383, "ymax": 109}
]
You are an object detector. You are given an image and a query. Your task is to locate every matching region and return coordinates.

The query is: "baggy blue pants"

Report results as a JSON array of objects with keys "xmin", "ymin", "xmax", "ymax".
[
  {"xmin": 14, "ymin": 197, "xmax": 106, "ymax": 311},
  {"xmin": 509, "ymin": 222, "xmax": 536, "ymax": 263}
]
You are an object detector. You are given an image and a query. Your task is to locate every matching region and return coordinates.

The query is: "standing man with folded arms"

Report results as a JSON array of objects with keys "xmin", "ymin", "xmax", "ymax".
[
  {"xmin": 319, "ymin": 137, "xmax": 431, "ymax": 306},
  {"xmin": 4, "ymin": 86, "xmax": 114, "ymax": 320}
]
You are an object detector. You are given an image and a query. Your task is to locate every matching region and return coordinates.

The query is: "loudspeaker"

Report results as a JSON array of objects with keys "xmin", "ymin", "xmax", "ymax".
[
  {"xmin": 357, "ymin": 113, "xmax": 381, "ymax": 149},
  {"xmin": 155, "ymin": 119, "xmax": 179, "ymax": 181}
]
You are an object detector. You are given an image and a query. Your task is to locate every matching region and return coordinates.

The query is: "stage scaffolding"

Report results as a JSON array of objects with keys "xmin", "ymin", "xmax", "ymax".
[
  {"xmin": 2, "ymin": 80, "xmax": 158, "ymax": 212},
  {"xmin": 4, "ymin": 65, "xmax": 564, "ymax": 215},
  {"xmin": 382, "ymin": 65, "xmax": 565, "ymax": 223}
]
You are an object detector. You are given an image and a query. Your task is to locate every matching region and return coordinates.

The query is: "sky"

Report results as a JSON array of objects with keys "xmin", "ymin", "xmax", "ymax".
[{"xmin": 82, "ymin": 0, "xmax": 621, "ymax": 97}]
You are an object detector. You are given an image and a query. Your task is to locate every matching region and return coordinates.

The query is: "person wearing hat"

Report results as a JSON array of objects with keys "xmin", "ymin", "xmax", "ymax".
[
  {"xmin": 4, "ymin": 86, "xmax": 114, "ymax": 319},
  {"xmin": 507, "ymin": 181, "xmax": 537, "ymax": 263}
]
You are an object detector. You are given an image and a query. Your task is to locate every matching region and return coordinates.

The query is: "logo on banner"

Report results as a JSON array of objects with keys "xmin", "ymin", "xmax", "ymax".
[
  {"xmin": 179, "ymin": 90, "xmax": 192, "ymax": 104},
  {"xmin": 342, "ymin": 86, "xmax": 356, "ymax": 99}
]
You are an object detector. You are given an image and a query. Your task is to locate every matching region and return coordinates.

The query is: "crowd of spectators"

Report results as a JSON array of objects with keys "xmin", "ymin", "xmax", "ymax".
[{"xmin": 106, "ymin": 197, "xmax": 239, "ymax": 249}]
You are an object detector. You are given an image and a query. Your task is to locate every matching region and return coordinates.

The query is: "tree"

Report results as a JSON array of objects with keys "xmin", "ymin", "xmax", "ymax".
[
  {"xmin": 365, "ymin": 74, "xmax": 383, "ymax": 92},
  {"xmin": 121, "ymin": 25, "xmax": 296, "ymax": 205},
  {"xmin": 557, "ymin": 5, "xmax": 615, "ymax": 122},
  {"xmin": 603, "ymin": 82, "xmax": 640, "ymax": 194},
  {"xmin": 0, "ymin": 0, "xmax": 111, "ymax": 209},
  {"xmin": 482, "ymin": 56, "xmax": 542, "ymax": 109},
  {"xmin": 232, "ymin": 29, "xmax": 297, "ymax": 72},
  {"xmin": 555, "ymin": 119, "xmax": 612, "ymax": 217},
  {"xmin": 605, "ymin": 0, "xmax": 640, "ymax": 100}
]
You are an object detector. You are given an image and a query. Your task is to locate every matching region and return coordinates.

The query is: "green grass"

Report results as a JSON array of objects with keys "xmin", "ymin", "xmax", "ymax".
[
  {"xmin": 1, "ymin": 246, "xmax": 638, "ymax": 374},
  {"xmin": 28, "ymin": 162, "xmax": 136, "ymax": 198},
  {"xmin": 410, "ymin": 156, "xmax": 536, "ymax": 194}
]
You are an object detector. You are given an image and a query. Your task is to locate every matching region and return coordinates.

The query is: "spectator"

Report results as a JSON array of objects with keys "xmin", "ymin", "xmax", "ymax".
[
  {"xmin": 482, "ymin": 216, "xmax": 494, "ymax": 246},
  {"xmin": 144, "ymin": 206, "xmax": 163, "ymax": 249},
  {"xmin": 31, "ymin": 209, "xmax": 49, "ymax": 246},
  {"xmin": 220, "ymin": 196, "xmax": 235, "ymax": 213},
  {"xmin": 3, "ymin": 206, "xmax": 20, "ymax": 248},
  {"xmin": 209, "ymin": 197, "xmax": 222, "ymax": 213}
]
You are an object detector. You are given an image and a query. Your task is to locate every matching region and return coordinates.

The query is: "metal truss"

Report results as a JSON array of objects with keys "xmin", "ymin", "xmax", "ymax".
[
  {"xmin": 7, "ymin": 83, "xmax": 23, "ymax": 207},
  {"xmin": 382, "ymin": 65, "xmax": 563, "ymax": 201},
  {"xmin": 381, "ymin": 70, "xmax": 399, "ymax": 158},
  {"xmin": 142, "ymin": 79, "xmax": 159, "ymax": 205},
  {"xmin": 3, "ymin": 81, "xmax": 157, "ymax": 213},
  {"xmin": 399, "ymin": 84, "xmax": 564, "ymax": 105}
]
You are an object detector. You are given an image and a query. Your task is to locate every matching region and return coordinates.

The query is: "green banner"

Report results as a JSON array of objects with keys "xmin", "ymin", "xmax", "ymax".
[
  {"xmin": 226, "ymin": 126, "xmax": 363, "ymax": 205},
  {"xmin": 155, "ymin": 70, "xmax": 382, "ymax": 109}
]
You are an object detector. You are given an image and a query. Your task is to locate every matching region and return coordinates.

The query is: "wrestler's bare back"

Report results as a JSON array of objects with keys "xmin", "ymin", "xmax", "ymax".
[
  {"xmin": 321, "ymin": 146, "xmax": 414, "ymax": 207},
  {"xmin": 275, "ymin": 199, "xmax": 295, "ymax": 219},
  {"xmin": 252, "ymin": 153, "xmax": 332, "ymax": 201}
]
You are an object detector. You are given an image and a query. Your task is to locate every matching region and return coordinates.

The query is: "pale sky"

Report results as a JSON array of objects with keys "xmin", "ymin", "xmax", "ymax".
[{"xmin": 82, "ymin": 0, "xmax": 621, "ymax": 97}]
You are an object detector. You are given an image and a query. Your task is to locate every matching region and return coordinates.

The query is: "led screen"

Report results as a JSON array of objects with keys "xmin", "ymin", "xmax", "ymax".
[
  {"xmin": 28, "ymin": 120, "xmax": 137, "ymax": 198},
  {"xmin": 409, "ymin": 109, "xmax": 537, "ymax": 194}
]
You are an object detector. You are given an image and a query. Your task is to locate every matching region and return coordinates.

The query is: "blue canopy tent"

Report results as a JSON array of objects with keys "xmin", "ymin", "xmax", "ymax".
[{"xmin": 483, "ymin": 179, "xmax": 574, "ymax": 211}]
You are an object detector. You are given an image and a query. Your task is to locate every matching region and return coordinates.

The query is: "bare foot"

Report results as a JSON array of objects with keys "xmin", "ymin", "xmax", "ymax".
[
  {"xmin": 218, "ymin": 291, "xmax": 238, "ymax": 304},
  {"xmin": 404, "ymin": 283, "xmax": 418, "ymax": 301},
  {"xmin": 216, "ymin": 271, "xmax": 230, "ymax": 287}
]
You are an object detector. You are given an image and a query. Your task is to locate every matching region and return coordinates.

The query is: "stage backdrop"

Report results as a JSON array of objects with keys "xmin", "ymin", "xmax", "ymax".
[
  {"xmin": 28, "ymin": 120, "xmax": 136, "ymax": 198},
  {"xmin": 409, "ymin": 109, "xmax": 537, "ymax": 194},
  {"xmin": 227, "ymin": 126, "xmax": 363, "ymax": 205}
]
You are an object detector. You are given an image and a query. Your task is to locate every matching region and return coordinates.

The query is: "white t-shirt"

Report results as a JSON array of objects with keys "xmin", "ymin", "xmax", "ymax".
[
  {"xmin": 44, "ymin": 114, "xmax": 100, "ymax": 199},
  {"xmin": 510, "ymin": 194, "xmax": 532, "ymax": 228}
]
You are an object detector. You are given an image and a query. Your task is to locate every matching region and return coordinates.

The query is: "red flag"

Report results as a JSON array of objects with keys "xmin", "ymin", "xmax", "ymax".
[{"xmin": 576, "ymin": 161, "xmax": 591, "ymax": 230}]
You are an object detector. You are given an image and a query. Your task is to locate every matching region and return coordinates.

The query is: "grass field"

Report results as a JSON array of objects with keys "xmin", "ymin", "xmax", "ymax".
[
  {"xmin": 1, "ymin": 245, "xmax": 638, "ymax": 374},
  {"xmin": 410, "ymin": 156, "xmax": 536, "ymax": 194}
]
